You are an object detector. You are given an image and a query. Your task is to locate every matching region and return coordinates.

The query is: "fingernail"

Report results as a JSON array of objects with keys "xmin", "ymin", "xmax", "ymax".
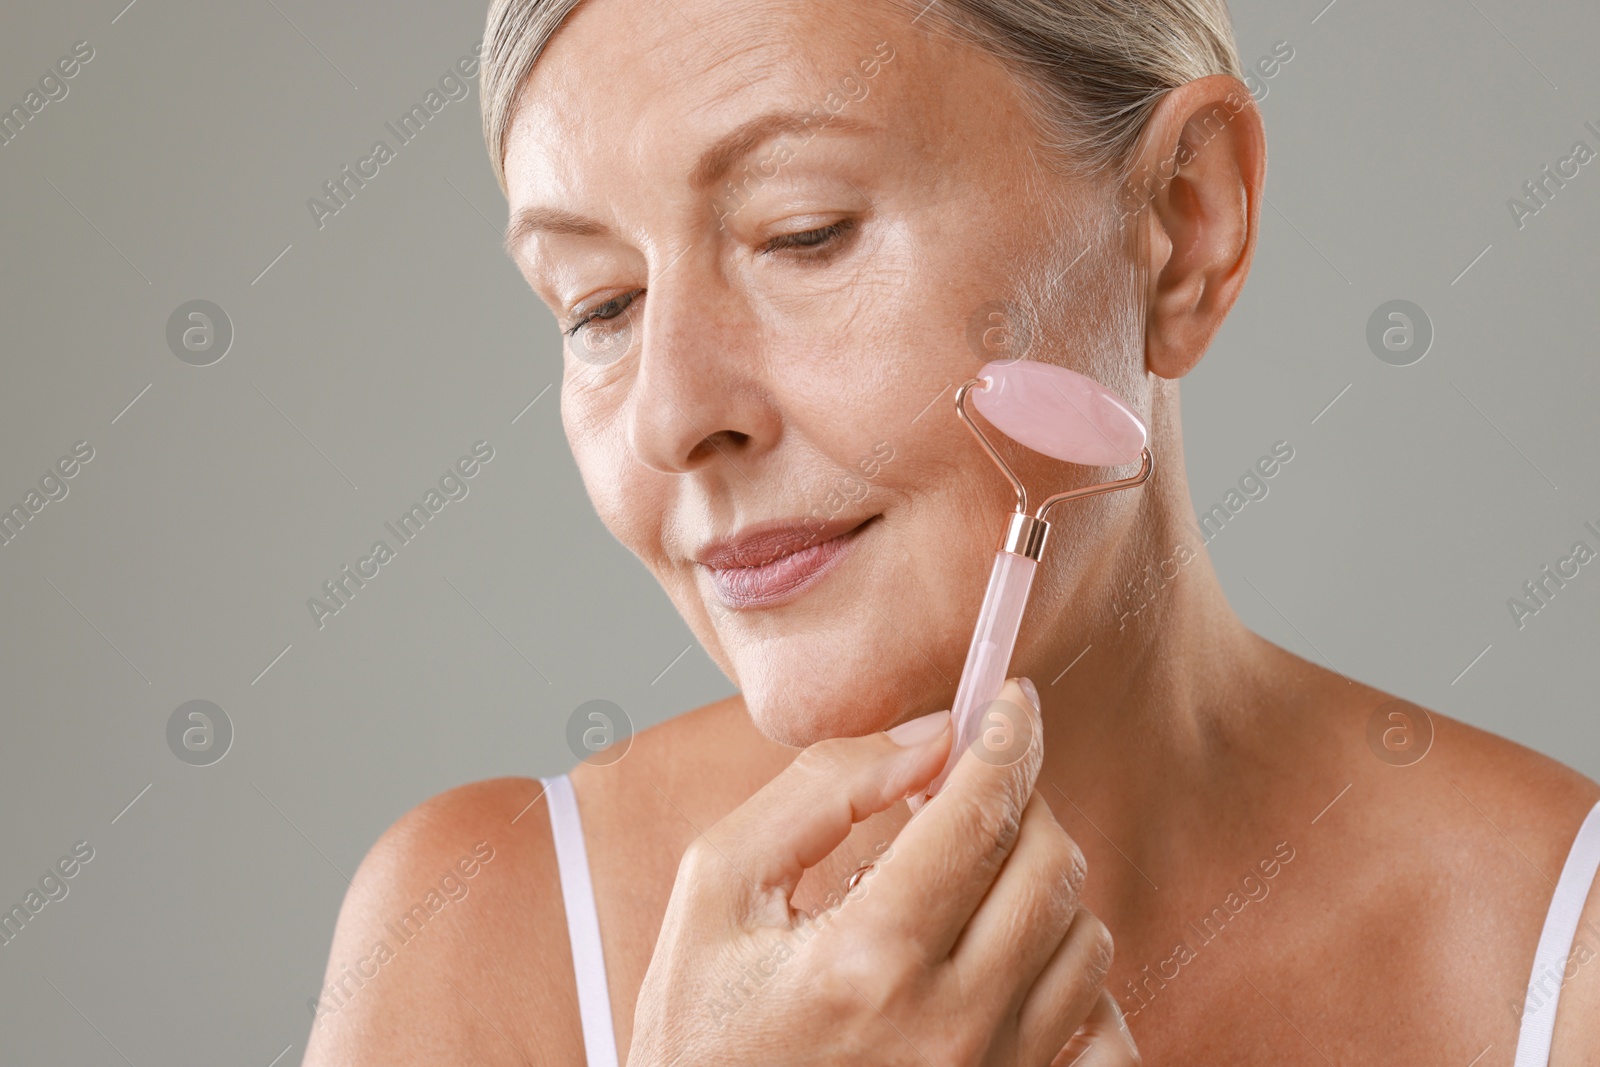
[
  {"xmin": 887, "ymin": 709, "xmax": 950, "ymax": 746},
  {"xmin": 1017, "ymin": 676, "xmax": 1040, "ymax": 712},
  {"xmin": 1108, "ymin": 991, "xmax": 1133, "ymax": 1036}
]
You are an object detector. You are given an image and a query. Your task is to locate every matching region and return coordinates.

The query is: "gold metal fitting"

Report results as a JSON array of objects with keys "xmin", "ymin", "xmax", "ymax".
[{"xmin": 1000, "ymin": 512, "xmax": 1050, "ymax": 560}]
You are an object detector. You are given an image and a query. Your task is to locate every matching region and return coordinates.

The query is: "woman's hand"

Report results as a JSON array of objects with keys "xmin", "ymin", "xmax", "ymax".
[{"xmin": 626, "ymin": 678, "xmax": 1139, "ymax": 1067}]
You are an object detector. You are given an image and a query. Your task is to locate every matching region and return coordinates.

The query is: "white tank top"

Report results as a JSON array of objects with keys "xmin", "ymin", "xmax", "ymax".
[{"xmin": 542, "ymin": 775, "xmax": 1600, "ymax": 1065}]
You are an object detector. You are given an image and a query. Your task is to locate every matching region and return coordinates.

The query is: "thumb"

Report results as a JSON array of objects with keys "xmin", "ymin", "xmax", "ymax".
[{"xmin": 1052, "ymin": 990, "xmax": 1140, "ymax": 1066}]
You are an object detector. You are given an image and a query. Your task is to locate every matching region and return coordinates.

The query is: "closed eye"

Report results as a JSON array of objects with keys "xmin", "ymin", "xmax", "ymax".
[
  {"xmin": 565, "ymin": 290, "xmax": 640, "ymax": 338},
  {"xmin": 562, "ymin": 218, "xmax": 857, "ymax": 337},
  {"xmin": 759, "ymin": 218, "xmax": 856, "ymax": 257}
]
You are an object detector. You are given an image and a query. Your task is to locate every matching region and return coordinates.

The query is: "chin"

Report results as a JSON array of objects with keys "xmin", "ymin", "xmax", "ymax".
[
  {"xmin": 736, "ymin": 658, "xmax": 877, "ymax": 748},
  {"xmin": 736, "ymin": 662, "xmax": 864, "ymax": 748},
  {"xmin": 744, "ymin": 693, "xmax": 888, "ymax": 749},
  {"xmin": 733, "ymin": 629, "xmax": 957, "ymax": 749}
]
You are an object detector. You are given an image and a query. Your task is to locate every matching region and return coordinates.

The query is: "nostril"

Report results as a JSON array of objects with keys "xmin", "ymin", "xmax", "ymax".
[{"xmin": 688, "ymin": 429, "xmax": 748, "ymax": 464}]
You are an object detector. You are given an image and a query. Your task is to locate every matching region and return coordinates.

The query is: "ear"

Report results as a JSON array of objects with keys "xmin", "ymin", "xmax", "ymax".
[{"xmin": 1123, "ymin": 75, "xmax": 1265, "ymax": 380}]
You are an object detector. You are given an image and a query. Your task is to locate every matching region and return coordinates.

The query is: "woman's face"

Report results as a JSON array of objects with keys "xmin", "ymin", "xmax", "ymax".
[{"xmin": 502, "ymin": 0, "xmax": 1153, "ymax": 744}]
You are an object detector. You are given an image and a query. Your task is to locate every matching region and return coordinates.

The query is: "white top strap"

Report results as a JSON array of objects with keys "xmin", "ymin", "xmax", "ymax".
[
  {"xmin": 1513, "ymin": 798, "xmax": 1600, "ymax": 1067},
  {"xmin": 543, "ymin": 774, "xmax": 621, "ymax": 1067}
]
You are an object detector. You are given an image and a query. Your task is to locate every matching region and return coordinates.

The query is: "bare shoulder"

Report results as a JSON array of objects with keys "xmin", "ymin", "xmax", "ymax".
[
  {"xmin": 1551, "ymin": 868, "xmax": 1600, "ymax": 1067},
  {"xmin": 1240, "ymin": 641, "xmax": 1600, "ymax": 1059},
  {"xmin": 1413, "ymin": 709, "xmax": 1600, "ymax": 895},
  {"xmin": 1445, "ymin": 716, "xmax": 1600, "ymax": 1066},
  {"xmin": 1289, "ymin": 653, "xmax": 1600, "ymax": 872},
  {"xmin": 1340, "ymin": 695, "xmax": 1599, "ymax": 905},
  {"xmin": 300, "ymin": 696, "xmax": 792, "ymax": 1067},
  {"xmin": 1319, "ymin": 684, "xmax": 1600, "ymax": 1062},
  {"xmin": 1445, "ymin": 721, "xmax": 1600, "ymax": 1064},
  {"xmin": 1426, "ymin": 710, "xmax": 1599, "ymax": 824},
  {"xmin": 302, "ymin": 776, "xmax": 583, "ymax": 1066}
]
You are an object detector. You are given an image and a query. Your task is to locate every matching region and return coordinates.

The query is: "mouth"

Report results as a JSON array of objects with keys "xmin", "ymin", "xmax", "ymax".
[{"xmin": 698, "ymin": 515, "xmax": 878, "ymax": 610}]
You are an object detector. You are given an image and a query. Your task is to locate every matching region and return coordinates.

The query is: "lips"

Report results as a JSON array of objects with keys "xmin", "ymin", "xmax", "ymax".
[{"xmin": 696, "ymin": 516, "xmax": 875, "ymax": 609}]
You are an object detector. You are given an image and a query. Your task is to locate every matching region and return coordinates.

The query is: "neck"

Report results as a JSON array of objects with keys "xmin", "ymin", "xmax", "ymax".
[{"xmin": 1022, "ymin": 383, "xmax": 1284, "ymax": 918}]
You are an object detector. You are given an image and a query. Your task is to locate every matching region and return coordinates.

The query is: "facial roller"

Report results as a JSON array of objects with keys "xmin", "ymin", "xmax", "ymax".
[{"xmin": 917, "ymin": 359, "xmax": 1154, "ymax": 802}]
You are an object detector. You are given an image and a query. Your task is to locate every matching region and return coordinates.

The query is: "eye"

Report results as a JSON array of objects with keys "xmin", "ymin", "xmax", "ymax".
[
  {"xmin": 565, "ymin": 289, "xmax": 642, "ymax": 338},
  {"xmin": 759, "ymin": 218, "xmax": 857, "ymax": 257}
]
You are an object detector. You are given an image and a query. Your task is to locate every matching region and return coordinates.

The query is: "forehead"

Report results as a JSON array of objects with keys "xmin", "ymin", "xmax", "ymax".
[{"xmin": 500, "ymin": 0, "xmax": 992, "ymax": 206}]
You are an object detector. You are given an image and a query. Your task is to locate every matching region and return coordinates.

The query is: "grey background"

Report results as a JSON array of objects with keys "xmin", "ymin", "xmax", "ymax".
[{"xmin": 1, "ymin": 0, "xmax": 1596, "ymax": 1061}]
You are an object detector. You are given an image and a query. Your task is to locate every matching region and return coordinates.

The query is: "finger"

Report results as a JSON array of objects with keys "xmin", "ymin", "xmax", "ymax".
[
  {"xmin": 850, "ymin": 677, "xmax": 1043, "ymax": 962},
  {"xmin": 697, "ymin": 708, "xmax": 951, "ymax": 918},
  {"xmin": 1015, "ymin": 906, "xmax": 1115, "ymax": 1065},
  {"xmin": 1048, "ymin": 989, "xmax": 1141, "ymax": 1067},
  {"xmin": 950, "ymin": 792, "xmax": 1086, "ymax": 1013}
]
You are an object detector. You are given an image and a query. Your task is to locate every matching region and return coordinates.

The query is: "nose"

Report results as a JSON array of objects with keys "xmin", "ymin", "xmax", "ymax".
[{"xmin": 624, "ymin": 264, "xmax": 778, "ymax": 476}]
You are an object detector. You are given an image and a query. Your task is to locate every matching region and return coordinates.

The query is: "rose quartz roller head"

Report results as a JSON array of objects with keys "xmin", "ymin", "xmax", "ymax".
[{"xmin": 916, "ymin": 359, "xmax": 1153, "ymax": 803}]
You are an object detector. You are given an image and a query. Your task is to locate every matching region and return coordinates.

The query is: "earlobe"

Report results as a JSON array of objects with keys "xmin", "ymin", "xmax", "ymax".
[{"xmin": 1129, "ymin": 75, "xmax": 1266, "ymax": 380}]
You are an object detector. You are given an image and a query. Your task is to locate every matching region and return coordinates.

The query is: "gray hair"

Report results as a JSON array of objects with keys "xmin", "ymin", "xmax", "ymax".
[{"xmin": 479, "ymin": 0, "xmax": 1243, "ymax": 196}]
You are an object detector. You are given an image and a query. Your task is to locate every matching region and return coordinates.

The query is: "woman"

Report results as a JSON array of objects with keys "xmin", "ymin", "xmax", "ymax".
[{"xmin": 303, "ymin": 0, "xmax": 1600, "ymax": 1063}]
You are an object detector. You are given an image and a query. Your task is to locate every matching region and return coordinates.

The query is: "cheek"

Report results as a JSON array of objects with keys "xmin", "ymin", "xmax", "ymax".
[
  {"xmin": 731, "ymin": 443, "xmax": 1010, "ymax": 745},
  {"xmin": 565, "ymin": 402, "xmax": 657, "ymax": 552},
  {"xmin": 735, "ymin": 527, "xmax": 998, "ymax": 745}
]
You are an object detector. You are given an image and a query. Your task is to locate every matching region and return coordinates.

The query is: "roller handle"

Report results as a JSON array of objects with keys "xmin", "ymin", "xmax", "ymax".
[{"xmin": 918, "ymin": 548, "xmax": 1039, "ymax": 802}]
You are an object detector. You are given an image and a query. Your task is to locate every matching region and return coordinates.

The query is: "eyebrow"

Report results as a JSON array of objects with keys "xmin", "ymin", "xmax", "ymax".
[{"xmin": 502, "ymin": 110, "xmax": 879, "ymax": 257}]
